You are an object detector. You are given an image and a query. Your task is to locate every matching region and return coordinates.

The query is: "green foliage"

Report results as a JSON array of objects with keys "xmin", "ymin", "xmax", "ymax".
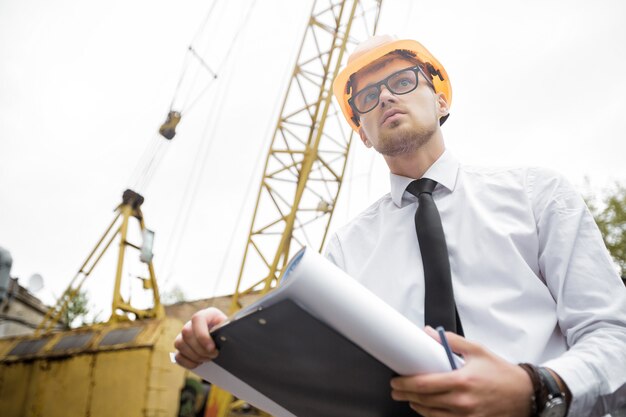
[
  {"xmin": 161, "ymin": 284, "xmax": 187, "ymax": 305},
  {"xmin": 587, "ymin": 184, "xmax": 626, "ymax": 278},
  {"xmin": 62, "ymin": 289, "xmax": 99, "ymax": 328}
]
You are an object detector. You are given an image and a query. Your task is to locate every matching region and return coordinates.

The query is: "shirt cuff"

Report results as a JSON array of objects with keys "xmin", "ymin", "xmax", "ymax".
[{"xmin": 542, "ymin": 354, "xmax": 597, "ymax": 416}]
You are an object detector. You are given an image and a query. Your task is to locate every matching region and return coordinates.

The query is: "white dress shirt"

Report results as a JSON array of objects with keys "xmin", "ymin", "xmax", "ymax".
[{"xmin": 325, "ymin": 150, "xmax": 626, "ymax": 416}]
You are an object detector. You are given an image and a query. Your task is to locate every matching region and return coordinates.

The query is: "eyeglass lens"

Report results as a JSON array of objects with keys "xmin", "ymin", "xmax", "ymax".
[{"xmin": 353, "ymin": 68, "xmax": 419, "ymax": 114}]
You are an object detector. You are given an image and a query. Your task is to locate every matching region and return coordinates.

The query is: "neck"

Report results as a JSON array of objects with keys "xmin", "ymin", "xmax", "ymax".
[{"xmin": 383, "ymin": 133, "xmax": 445, "ymax": 179}]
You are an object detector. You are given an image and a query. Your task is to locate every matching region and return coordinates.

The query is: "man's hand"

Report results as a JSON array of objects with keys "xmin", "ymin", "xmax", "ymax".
[
  {"xmin": 173, "ymin": 307, "xmax": 227, "ymax": 369},
  {"xmin": 390, "ymin": 327, "xmax": 533, "ymax": 417}
]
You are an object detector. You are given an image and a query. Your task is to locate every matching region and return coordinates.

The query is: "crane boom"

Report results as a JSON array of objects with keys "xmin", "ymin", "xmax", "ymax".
[
  {"xmin": 210, "ymin": 1, "xmax": 383, "ymax": 416},
  {"xmin": 229, "ymin": 0, "xmax": 383, "ymax": 314},
  {"xmin": 35, "ymin": 189, "xmax": 164, "ymax": 334}
]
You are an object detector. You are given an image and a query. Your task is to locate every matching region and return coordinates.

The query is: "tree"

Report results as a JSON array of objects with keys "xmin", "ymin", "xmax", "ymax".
[
  {"xmin": 161, "ymin": 284, "xmax": 187, "ymax": 305},
  {"xmin": 587, "ymin": 183, "xmax": 626, "ymax": 281},
  {"xmin": 62, "ymin": 289, "xmax": 99, "ymax": 328}
]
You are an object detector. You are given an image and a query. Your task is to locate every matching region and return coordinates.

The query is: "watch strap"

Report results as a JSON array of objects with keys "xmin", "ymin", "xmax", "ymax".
[
  {"xmin": 519, "ymin": 363, "xmax": 542, "ymax": 416},
  {"xmin": 519, "ymin": 363, "xmax": 569, "ymax": 417},
  {"xmin": 537, "ymin": 367, "xmax": 564, "ymax": 401}
]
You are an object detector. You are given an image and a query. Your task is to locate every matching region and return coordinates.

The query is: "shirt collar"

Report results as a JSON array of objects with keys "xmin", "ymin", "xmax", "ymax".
[{"xmin": 390, "ymin": 149, "xmax": 460, "ymax": 207}]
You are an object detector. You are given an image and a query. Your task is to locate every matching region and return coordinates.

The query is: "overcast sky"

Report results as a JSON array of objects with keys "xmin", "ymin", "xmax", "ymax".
[{"xmin": 1, "ymin": 0, "xmax": 625, "ymax": 317}]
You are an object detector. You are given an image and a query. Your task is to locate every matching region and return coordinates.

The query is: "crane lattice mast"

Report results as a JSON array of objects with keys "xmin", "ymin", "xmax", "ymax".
[
  {"xmin": 209, "ymin": 1, "xmax": 383, "ymax": 416},
  {"xmin": 229, "ymin": 0, "xmax": 383, "ymax": 314}
]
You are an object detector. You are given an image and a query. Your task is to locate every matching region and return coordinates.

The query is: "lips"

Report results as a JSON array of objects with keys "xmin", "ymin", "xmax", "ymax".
[{"xmin": 381, "ymin": 108, "xmax": 405, "ymax": 126}]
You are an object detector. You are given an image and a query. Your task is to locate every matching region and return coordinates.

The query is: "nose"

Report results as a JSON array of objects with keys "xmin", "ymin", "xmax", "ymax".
[{"xmin": 379, "ymin": 84, "xmax": 396, "ymax": 107}]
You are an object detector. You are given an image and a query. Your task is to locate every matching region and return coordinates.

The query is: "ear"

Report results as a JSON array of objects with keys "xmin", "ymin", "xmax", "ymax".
[
  {"xmin": 435, "ymin": 92, "xmax": 450, "ymax": 119},
  {"xmin": 358, "ymin": 127, "xmax": 373, "ymax": 148}
]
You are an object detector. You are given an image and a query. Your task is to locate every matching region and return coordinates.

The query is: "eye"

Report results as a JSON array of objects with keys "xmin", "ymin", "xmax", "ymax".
[
  {"xmin": 390, "ymin": 76, "xmax": 414, "ymax": 91},
  {"xmin": 356, "ymin": 87, "xmax": 379, "ymax": 109},
  {"xmin": 363, "ymin": 91, "xmax": 378, "ymax": 104}
]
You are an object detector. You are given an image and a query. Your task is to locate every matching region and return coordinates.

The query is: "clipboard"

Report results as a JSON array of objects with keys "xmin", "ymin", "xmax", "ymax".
[
  {"xmin": 211, "ymin": 298, "xmax": 415, "ymax": 417},
  {"xmin": 186, "ymin": 247, "xmax": 462, "ymax": 416}
]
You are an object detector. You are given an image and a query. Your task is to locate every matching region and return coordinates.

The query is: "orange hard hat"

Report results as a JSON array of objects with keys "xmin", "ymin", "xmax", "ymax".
[{"xmin": 332, "ymin": 35, "xmax": 452, "ymax": 132}]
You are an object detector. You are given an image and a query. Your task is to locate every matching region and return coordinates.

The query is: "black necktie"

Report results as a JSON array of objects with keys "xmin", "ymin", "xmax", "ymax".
[{"xmin": 406, "ymin": 178, "xmax": 463, "ymax": 335}]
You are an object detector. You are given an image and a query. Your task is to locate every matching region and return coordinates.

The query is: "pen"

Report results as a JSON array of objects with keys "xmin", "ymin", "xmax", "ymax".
[{"xmin": 436, "ymin": 326, "xmax": 457, "ymax": 370}]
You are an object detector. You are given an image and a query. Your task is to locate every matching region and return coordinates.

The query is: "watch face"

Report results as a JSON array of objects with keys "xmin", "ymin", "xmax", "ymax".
[{"xmin": 541, "ymin": 398, "xmax": 567, "ymax": 417}]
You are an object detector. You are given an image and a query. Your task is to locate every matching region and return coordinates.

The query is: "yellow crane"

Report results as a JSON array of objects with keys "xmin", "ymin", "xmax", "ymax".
[
  {"xmin": 0, "ymin": 189, "xmax": 185, "ymax": 417},
  {"xmin": 35, "ymin": 189, "xmax": 164, "ymax": 335},
  {"xmin": 0, "ymin": 1, "xmax": 384, "ymax": 416},
  {"xmin": 231, "ymin": 0, "xmax": 382, "ymax": 312},
  {"xmin": 209, "ymin": 0, "xmax": 383, "ymax": 416}
]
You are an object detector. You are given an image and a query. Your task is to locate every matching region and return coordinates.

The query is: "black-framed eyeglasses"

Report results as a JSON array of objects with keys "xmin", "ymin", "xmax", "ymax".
[{"xmin": 349, "ymin": 66, "xmax": 433, "ymax": 115}]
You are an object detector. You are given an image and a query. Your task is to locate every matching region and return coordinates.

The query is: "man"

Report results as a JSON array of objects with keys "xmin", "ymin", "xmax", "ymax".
[{"xmin": 174, "ymin": 35, "xmax": 626, "ymax": 416}]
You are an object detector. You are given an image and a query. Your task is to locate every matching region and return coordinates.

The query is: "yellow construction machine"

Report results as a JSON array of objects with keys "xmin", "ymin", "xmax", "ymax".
[
  {"xmin": 0, "ymin": 189, "xmax": 187, "ymax": 417},
  {"xmin": 0, "ymin": 1, "xmax": 383, "ymax": 416}
]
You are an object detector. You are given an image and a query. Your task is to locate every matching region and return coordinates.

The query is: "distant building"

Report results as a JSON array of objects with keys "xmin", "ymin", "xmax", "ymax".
[{"xmin": 0, "ymin": 277, "xmax": 49, "ymax": 337}]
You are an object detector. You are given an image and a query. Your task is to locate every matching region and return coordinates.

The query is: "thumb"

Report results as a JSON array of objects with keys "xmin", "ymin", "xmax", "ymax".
[{"xmin": 444, "ymin": 331, "xmax": 484, "ymax": 358}]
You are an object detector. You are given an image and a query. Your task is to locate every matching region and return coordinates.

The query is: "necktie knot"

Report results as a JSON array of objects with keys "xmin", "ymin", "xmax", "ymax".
[{"xmin": 406, "ymin": 178, "xmax": 437, "ymax": 197}]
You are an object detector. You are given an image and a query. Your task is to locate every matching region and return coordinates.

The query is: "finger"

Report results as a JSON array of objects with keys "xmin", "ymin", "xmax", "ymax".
[
  {"xmin": 174, "ymin": 351, "xmax": 201, "ymax": 370},
  {"xmin": 443, "ymin": 332, "xmax": 484, "ymax": 357},
  {"xmin": 392, "ymin": 389, "xmax": 459, "ymax": 410},
  {"xmin": 175, "ymin": 332, "xmax": 214, "ymax": 363},
  {"xmin": 391, "ymin": 374, "xmax": 456, "ymax": 395},
  {"xmin": 392, "ymin": 389, "xmax": 424, "ymax": 403},
  {"xmin": 424, "ymin": 325, "xmax": 440, "ymax": 342},
  {"xmin": 180, "ymin": 321, "xmax": 215, "ymax": 360},
  {"xmin": 409, "ymin": 401, "xmax": 450, "ymax": 417},
  {"xmin": 191, "ymin": 308, "xmax": 227, "ymax": 352}
]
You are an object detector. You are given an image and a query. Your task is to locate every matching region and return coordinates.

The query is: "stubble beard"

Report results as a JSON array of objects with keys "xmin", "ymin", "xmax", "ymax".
[{"xmin": 372, "ymin": 120, "xmax": 437, "ymax": 157}]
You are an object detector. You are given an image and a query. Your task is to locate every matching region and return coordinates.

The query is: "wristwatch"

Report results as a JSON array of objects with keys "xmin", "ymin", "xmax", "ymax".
[{"xmin": 536, "ymin": 367, "xmax": 567, "ymax": 417}]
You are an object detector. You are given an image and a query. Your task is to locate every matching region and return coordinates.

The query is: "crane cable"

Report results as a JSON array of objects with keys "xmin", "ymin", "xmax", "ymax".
[
  {"xmin": 158, "ymin": 0, "xmax": 259, "ymax": 287},
  {"xmin": 168, "ymin": 0, "xmax": 221, "ymax": 113},
  {"xmin": 126, "ymin": 0, "xmax": 258, "ymax": 194},
  {"xmin": 206, "ymin": 21, "xmax": 306, "ymax": 303},
  {"xmin": 127, "ymin": 0, "xmax": 220, "ymax": 192},
  {"xmin": 158, "ymin": 69, "xmax": 232, "ymax": 287}
]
